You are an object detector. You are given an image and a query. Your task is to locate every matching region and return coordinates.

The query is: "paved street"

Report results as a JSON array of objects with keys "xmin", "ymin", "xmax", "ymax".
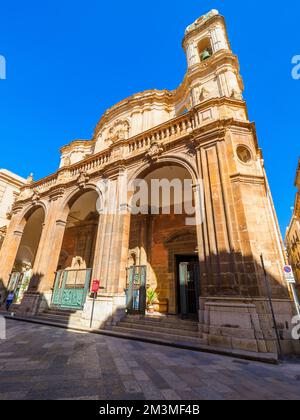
[{"xmin": 0, "ymin": 317, "xmax": 300, "ymax": 400}]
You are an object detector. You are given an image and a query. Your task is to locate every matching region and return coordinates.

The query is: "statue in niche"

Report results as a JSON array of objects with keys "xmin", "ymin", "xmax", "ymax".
[{"xmin": 68, "ymin": 256, "xmax": 87, "ymax": 270}]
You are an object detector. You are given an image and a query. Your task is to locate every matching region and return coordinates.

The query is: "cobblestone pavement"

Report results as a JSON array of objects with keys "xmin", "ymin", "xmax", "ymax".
[{"xmin": 0, "ymin": 317, "xmax": 300, "ymax": 400}]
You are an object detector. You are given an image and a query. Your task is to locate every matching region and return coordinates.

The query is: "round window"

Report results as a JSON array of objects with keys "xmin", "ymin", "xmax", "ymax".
[{"xmin": 236, "ymin": 145, "xmax": 252, "ymax": 164}]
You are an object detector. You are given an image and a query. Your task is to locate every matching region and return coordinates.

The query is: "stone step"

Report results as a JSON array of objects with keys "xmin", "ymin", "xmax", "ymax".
[
  {"xmin": 37, "ymin": 313, "xmax": 82, "ymax": 323},
  {"xmin": 121, "ymin": 317, "xmax": 199, "ymax": 331},
  {"xmin": 117, "ymin": 321, "xmax": 200, "ymax": 338},
  {"xmin": 125, "ymin": 314, "xmax": 198, "ymax": 327},
  {"xmin": 111, "ymin": 325, "xmax": 202, "ymax": 344},
  {"xmin": 44, "ymin": 308, "xmax": 82, "ymax": 317},
  {"xmin": 33, "ymin": 314, "xmax": 83, "ymax": 328}
]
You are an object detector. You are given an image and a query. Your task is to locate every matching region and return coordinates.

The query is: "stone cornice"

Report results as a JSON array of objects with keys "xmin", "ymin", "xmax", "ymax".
[
  {"xmin": 0, "ymin": 170, "xmax": 26, "ymax": 188},
  {"xmin": 294, "ymin": 192, "xmax": 300, "ymax": 218},
  {"xmin": 93, "ymin": 90, "xmax": 176, "ymax": 140},
  {"xmin": 60, "ymin": 139, "xmax": 92, "ymax": 154},
  {"xmin": 230, "ymin": 173, "xmax": 265, "ymax": 186}
]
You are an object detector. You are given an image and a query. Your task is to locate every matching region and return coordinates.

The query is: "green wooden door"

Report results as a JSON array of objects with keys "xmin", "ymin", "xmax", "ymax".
[{"xmin": 52, "ymin": 269, "xmax": 92, "ymax": 310}]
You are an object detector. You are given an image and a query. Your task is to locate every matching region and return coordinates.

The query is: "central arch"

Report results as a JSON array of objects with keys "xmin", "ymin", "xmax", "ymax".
[{"xmin": 127, "ymin": 160, "xmax": 200, "ymax": 317}]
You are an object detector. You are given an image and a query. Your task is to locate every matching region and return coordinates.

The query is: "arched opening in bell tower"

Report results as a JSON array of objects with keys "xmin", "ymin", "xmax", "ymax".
[{"xmin": 198, "ymin": 37, "xmax": 213, "ymax": 62}]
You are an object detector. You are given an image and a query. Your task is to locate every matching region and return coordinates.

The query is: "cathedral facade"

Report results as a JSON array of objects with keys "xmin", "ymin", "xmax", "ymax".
[{"xmin": 0, "ymin": 10, "xmax": 298, "ymax": 357}]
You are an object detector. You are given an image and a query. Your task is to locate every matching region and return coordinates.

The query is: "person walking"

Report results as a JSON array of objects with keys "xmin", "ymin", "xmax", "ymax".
[{"xmin": 5, "ymin": 292, "xmax": 14, "ymax": 312}]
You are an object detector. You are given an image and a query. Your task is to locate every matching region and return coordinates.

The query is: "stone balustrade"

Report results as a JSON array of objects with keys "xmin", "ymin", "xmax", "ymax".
[
  {"xmin": 17, "ymin": 103, "xmax": 227, "ymax": 199},
  {"xmin": 127, "ymin": 114, "xmax": 194, "ymax": 155}
]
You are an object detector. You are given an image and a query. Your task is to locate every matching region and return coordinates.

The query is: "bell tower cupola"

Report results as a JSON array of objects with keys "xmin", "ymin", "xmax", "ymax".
[
  {"xmin": 183, "ymin": 9, "xmax": 230, "ymax": 68},
  {"xmin": 182, "ymin": 10, "xmax": 244, "ymax": 104}
]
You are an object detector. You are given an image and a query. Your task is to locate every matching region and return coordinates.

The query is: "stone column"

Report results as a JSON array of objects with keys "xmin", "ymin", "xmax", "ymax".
[
  {"xmin": 36, "ymin": 201, "xmax": 67, "ymax": 293},
  {"xmin": 82, "ymin": 172, "xmax": 131, "ymax": 328}
]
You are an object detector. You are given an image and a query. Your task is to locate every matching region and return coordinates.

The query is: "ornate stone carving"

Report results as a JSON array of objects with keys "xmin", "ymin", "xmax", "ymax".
[
  {"xmin": 106, "ymin": 120, "xmax": 130, "ymax": 145},
  {"xmin": 186, "ymin": 139, "xmax": 197, "ymax": 156},
  {"xmin": 26, "ymin": 173, "xmax": 34, "ymax": 184},
  {"xmin": 185, "ymin": 9, "xmax": 219, "ymax": 35},
  {"xmin": 31, "ymin": 188, "xmax": 41, "ymax": 205},
  {"xmin": 6, "ymin": 206, "xmax": 13, "ymax": 220},
  {"xmin": 63, "ymin": 156, "xmax": 71, "ymax": 167},
  {"xmin": 146, "ymin": 142, "xmax": 164, "ymax": 163},
  {"xmin": 77, "ymin": 171, "xmax": 90, "ymax": 189},
  {"xmin": 231, "ymin": 88, "xmax": 241, "ymax": 100}
]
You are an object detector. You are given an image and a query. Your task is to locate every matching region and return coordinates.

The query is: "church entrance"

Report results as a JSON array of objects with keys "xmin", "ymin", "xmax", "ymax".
[
  {"xmin": 176, "ymin": 256, "xmax": 200, "ymax": 319},
  {"xmin": 51, "ymin": 268, "xmax": 92, "ymax": 310}
]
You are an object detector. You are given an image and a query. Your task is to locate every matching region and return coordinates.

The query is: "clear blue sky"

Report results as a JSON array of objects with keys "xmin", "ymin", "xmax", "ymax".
[{"xmin": 0, "ymin": 0, "xmax": 299, "ymax": 236}]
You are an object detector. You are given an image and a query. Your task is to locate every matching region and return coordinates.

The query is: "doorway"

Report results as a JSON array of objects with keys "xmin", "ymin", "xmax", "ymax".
[{"xmin": 176, "ymin": 256, "xmax": 200, "ymax": 319}]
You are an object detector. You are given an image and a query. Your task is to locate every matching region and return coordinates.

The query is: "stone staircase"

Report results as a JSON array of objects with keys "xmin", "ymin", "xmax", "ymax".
[
  {"xmin": 33, "ymin": 307, "xmax": 83, "ymax": 328},
  {"xmin": 107, "ymin": 314, "xmax": 204, "ymax": 345}
]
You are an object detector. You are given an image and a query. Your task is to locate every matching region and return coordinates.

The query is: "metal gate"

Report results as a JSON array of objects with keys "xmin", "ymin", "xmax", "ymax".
[
  {"xmin": 179, "ymin": 261, "xmax": 200, "ymax": 318},
  {"xmin": 51, "ymin": 269, "xmax": 92, "ymax": 310},
  {"xmin": 126, "ymin": 266, "xmax": 147, "ymax": 315}
]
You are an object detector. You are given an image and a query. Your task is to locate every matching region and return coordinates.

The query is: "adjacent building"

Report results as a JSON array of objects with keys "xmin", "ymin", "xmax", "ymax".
[
  {"xmin": 286, "ymin": 159, "xmax": 300, "ymax": 297},
  {"xmin": 0, "ymin": 169, "xmax": 26, "ymax": 249},
  {"xmin": 0, "ymin": 10, "xmax": 298, "ymax": 357}
]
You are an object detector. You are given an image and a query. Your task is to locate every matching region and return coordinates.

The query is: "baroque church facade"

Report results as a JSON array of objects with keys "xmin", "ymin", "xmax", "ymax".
[{"xmin": 0, "ymin": 10, "xmax": 298, "ymax": 357}]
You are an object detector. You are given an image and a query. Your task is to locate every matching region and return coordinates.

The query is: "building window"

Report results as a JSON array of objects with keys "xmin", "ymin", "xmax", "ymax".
[{"xmin": 236, "ymin": 145, "xmax": 252, "ymax": 164}]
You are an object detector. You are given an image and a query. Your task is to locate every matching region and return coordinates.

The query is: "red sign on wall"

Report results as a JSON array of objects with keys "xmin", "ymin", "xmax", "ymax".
[{"xmin": 91, "ymin": 280, "xmax": 100, "ymax": 293}]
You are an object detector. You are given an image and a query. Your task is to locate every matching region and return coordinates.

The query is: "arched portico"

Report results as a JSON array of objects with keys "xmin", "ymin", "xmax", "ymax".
[
  {"xmin": 4, "ymin": 205, "xmax": 46, "ymax": 305},
  {"xmin": 126, "ymin": 159, "xmax": 202, "ymax": 318},
  {"xmin": 51, "ymin": 188, "xmax": 101, "ymax": 310}
]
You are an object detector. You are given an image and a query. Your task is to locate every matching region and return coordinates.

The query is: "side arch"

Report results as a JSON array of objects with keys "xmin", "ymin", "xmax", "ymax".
[
  {"xmin": 128, "ymin": 153, "xmax": 199, "ymax": 186},
  {"xmin": 59, "ymin": 183, "xmax": 104, "ymax": 222}
]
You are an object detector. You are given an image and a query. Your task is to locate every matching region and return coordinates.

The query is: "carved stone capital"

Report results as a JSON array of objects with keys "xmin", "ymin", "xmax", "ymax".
[
  {"xmin": 49, "ymin": 188, "xmax": 65, "ymax": 202},
  {"xmin": 12, "ymin": 203, "xmax": 24, "ymax": 216}
]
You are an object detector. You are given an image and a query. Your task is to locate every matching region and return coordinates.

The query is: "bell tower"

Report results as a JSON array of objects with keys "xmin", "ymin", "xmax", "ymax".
[{"xmin": 182, "ymin": 10, "xmax": 244, "ymax": 104}]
